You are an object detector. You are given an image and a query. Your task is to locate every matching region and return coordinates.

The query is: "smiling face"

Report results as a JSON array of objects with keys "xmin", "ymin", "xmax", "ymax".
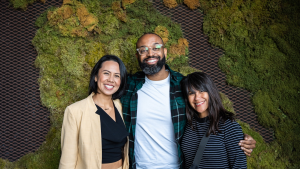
[
  {"xmin": 94, "ymin": 60, "xmax": 121, "ymax": 97},
  {"xmin": 136, "ymin": 34, "xmax": 167, "ymax": 75},
  {"xmin": 188, "ymin": 90, "xmax": 209, "ymax": 118}
]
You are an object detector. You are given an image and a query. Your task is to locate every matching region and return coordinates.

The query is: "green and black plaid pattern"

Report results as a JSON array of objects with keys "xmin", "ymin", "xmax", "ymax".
[{"xmin": 120, "ymin": 65, "xmax": 187, "ymax": 169}]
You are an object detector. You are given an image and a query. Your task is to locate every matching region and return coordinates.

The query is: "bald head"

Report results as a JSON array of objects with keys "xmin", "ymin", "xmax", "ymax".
[{"xmin": 136, "ymin": 33, "xmax": 164, "ymax": 48}]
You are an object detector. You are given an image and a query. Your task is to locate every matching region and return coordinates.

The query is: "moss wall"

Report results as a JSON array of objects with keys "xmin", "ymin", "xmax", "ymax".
[
  {"xmin": 197, "ymin": 0, "xmax": 300, "ymax": 168},
  {"xmin": 3, "ymin": 0, "xmax": 296, "ymax": 168},
  {"xmin": 161, "ymin": 0, "xmax": 300, "ymax": 168},
  {"xmin": 9, "ymin": 0, "xmax": 45, "ymax": 10}
]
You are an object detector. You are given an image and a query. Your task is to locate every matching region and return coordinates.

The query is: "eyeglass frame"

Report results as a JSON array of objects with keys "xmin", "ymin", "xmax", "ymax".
[{"xmin": 136, "ymin": 44, "xmax": 164, "ymax": 55}]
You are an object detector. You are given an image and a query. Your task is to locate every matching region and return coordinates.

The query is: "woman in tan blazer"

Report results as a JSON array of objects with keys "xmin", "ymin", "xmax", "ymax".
[{"xmin": 59, "ymin": 55, "xmax": 129, "ymax": 169}]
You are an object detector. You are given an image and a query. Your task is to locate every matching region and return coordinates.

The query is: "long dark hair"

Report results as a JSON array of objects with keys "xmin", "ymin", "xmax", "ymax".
[
  {"xmin": 181, "ymin": 72, "xmax": 235, "ymax": 136},
  {"xmin": 89, "ymin": 55, "xmax": 127, "ymax": 100}
]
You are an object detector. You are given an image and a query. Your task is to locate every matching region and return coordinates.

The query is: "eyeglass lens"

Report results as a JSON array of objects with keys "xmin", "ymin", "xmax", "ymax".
[{"xmin": 138, "ymin": 44, "xmax": 162, "ymax": 55}]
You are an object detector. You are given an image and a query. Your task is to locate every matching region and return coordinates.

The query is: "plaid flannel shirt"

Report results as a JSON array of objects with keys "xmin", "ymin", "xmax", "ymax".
[{"xmin": 120, "ymin": 65, "xmax": 187, "ymax": 169}]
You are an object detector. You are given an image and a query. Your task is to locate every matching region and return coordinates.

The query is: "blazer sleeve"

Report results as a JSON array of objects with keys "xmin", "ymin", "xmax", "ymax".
[{"xmin": 59, "ymin": 106, "xmax": 79, "ymax": 169}]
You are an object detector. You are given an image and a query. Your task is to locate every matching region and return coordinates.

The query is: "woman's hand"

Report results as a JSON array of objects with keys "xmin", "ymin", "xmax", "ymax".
[{"xmin": 239, "ymin": 134, "xmax": 256, "ymax": 156}]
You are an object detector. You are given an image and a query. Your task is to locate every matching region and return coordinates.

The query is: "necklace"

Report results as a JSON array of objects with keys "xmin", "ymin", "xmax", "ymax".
[
  {"xmin": 92, "ymin": 96, "xmax": 113, "ymax": 111},
  {"xmin": 95, "ymin": 103, "xmax": 112, "ymax": 111},
  {"xmin": 98, "ymin": 105, "xmax": 111, "ymax": 111}
]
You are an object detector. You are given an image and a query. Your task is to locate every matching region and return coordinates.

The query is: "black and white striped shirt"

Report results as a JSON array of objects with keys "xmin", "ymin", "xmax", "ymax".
[{"xmin": 181, "ymin": 116, "xmax": 247, "ymax": 169}]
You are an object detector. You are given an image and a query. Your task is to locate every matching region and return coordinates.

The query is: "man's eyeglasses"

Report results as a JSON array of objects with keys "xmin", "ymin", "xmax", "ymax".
[{"xmin": 136, "ymin": 44, "xmax": 163, "ymax": 55}]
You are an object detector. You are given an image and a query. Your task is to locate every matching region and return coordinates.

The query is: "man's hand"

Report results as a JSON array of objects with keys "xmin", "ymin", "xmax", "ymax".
[{"xmin": 239, "ymin": 134, "xmax": 256, "ymax": 156}]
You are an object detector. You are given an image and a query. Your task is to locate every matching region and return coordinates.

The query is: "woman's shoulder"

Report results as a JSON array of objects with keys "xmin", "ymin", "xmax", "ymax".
[
  {"xmin": 67, "ymin": 96, "xmax": 90, "ymax": 108},
  {"xmin": 113, "ymin": 99, "xmax": 121, "ymax": 107},
  {"xmin": 65, "ymin": 94, "xmax": 94, "ymax": 115},
  {"xmin": 221, "ymin": 119, "xmax": 243, "ymax": 137},
  {"xmin": 223, "ymin": 119, "xmax": 240, "ymax": 128}
]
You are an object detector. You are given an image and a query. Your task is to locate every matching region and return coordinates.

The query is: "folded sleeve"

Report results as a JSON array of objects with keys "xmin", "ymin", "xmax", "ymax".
[{"xmin": 59, "ymin": 106, "xmax": 79, "ymax": 169}]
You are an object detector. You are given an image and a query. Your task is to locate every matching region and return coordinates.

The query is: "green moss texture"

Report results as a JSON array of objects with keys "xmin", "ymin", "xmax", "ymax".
[
  {"xmin": 4, "ymin": 0, "xmax": 296, "ymax": 168},
  {"xmin": 9, "ymin": 0, "xmax": 45, "ymax": 10},
  {"xmin": 197, "ymin": 0, "xmax": 300, "ymax": 168}
]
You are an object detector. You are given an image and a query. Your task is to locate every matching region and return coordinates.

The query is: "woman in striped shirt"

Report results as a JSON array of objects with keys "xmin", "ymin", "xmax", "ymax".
[{"xmin": 180, "ymin": 72, "xmax": 247, "ymax": 169}]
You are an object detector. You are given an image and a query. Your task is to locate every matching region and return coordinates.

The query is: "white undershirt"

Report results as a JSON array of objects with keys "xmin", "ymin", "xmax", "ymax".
[{"xmin": 135, "ymin": 73, "xmax": 179, "ymax": 169}]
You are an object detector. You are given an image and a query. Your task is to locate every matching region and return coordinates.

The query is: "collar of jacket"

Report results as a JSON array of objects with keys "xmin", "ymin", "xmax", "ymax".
[{"xmin": 88, "ymin": 92, "xmax": 123, "ymax": 116}]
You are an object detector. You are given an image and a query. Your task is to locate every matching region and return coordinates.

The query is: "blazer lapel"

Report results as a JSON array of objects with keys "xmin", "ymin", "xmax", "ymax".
[
  {"xmin": 86, "ymin": 97, "xmax": 125, "ymax": 169},
  {"xmin": 113, "ymin": 99, "xmax": 130, "ymax": 169},
  {"xmin": 113, "ymin": 99, "xmax": 123, "ymax": 121}
]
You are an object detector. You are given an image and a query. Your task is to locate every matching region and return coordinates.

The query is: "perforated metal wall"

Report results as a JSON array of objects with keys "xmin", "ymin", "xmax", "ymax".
[{"xmin": 0, "ymin": 0, "xmax": 63, "ymax": 161}]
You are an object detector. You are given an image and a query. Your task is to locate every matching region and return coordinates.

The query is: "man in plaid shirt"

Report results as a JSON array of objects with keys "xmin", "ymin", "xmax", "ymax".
[{"xmin": 120, "ymin": 33, "xmax": 256, "ymax": 169}]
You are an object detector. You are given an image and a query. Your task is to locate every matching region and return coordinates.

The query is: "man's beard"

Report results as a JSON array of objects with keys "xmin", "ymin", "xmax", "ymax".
[{"xmin": 138, "ymin": 55, "xmax": 166, "ymax": 75}]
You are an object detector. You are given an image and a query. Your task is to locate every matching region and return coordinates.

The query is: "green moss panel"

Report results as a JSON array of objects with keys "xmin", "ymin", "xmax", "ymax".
[
  {"xmin": 3, "ymin": 0, "xmax": 288, "ymax": 168},
  {"xmin": 199, "ymin": 0, "xmax": 300, "ymax": 168},
  {"xmin": 9, "ymin": 0, "xmax": 40, "ymax": 10}
]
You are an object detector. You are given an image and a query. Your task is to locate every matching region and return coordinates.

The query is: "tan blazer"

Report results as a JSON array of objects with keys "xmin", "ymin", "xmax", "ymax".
[{"xmin": 59, "ymin": 93, "xmax": 129, "ymax": 169}]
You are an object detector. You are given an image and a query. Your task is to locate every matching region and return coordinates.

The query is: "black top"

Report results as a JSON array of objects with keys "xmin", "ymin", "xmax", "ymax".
[{"xmin": 95, "ymin": 104, "xmax": 129, "ymax": 163}]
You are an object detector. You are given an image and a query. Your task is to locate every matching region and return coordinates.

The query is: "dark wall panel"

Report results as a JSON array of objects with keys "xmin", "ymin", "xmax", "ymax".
[{"xmin": 0, "ymin": 0, "xmax": 62, "ymax": 161}]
